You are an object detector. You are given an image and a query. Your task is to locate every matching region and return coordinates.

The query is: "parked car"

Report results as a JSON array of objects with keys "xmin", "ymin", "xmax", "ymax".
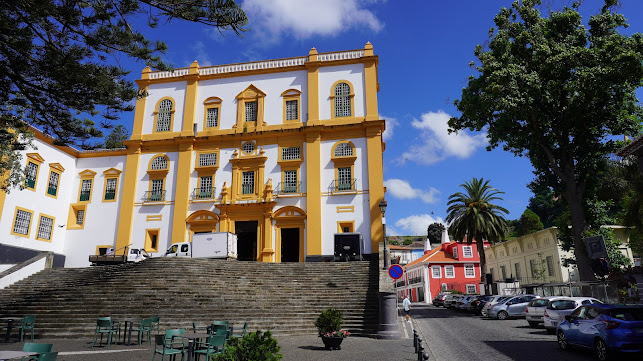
[
  {"xmin": 481, "ymin": 295, "xmax": 510, "ymax": 317},
  {"xmin": 489, "ymin": 295, "xmax": 539, "ymax": 320},
  {"xmin": 445, "ymin": 294, "xmax": 463, "ymax": 309},
  {"xmin": 456, "ymin": 295, "xmax": 479, "ymax": 312},
  {"xmin": 432, "ymin": 293, "xmax": 450, "ymax": 307},
  {"xmin": 544, "ymin": 297, "xmax": 602, "ymax": 334},
  {"xmin": 557, "ymin": 304, "xmax": 643, "ymax": 361},
  {"xmin": 469, "ymin": 295, "xmax": 492, "ymax": 315},
  {"xmin": 526, "ymin": 296, "xmax": 564, "ymax": 327}
]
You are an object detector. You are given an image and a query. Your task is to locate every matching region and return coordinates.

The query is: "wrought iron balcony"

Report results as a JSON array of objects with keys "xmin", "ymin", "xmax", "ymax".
[
  {"xmin": 79, "ymin": 190, "xmax": 91, "ymax": 201},
  {"xmin": 274, "ymin": 181, "xmax": 302, "ymax": 195},
  {"xmin": 24, "ymin": 178, "xmax": 35, "ymax": 189},
  {"xmin": 191, "ymin": 187, "xmax": 217, "ymax": 199},
  {"xmin": 330, "ymin": 179, "xmax": 357, "ymax": 192},
  {"xmin": 47, "ymin": 186, "xmax": 57, "ymax": 196},
  {"xmin": 104, "ymin": 190, "xmax": 116, "ymax": 200},
  {"xmin": 144, "ymin": 190, "xmax": 166, "ymax": 202}
]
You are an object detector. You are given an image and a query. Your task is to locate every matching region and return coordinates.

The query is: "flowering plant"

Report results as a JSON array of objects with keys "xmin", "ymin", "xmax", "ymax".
[{"xmin": 321, "ymin": 330, "xmax": 350, "ymax": 338}]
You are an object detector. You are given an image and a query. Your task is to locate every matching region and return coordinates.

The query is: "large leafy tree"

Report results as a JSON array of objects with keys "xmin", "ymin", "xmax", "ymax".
[
  {"xmin": 449, "ymin": 0, "xmax": 643, "ymax": 281},
  {"xmin": 0, "ymin": 0, "xmax": 247, "ymax": 190},
  {"xmin": 446, "ymin": 178, "xmax": 509, "ymax": 284},
  {"xmin": 427, "ymin": 222, "xmax": 446, "ymax": 244},
  {"xmin": 515, "ymin": 209, "xmax": 544, "ymax": 236}
]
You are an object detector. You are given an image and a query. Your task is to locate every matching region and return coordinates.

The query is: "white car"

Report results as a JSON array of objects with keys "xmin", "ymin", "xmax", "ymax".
[
  {"xmin": 481, "ymin": 295, "xmax": 511, "ymax": 317},
  {"xmin": 525, "ymin": 296, "xmax": 565, "ymax": 327},
  {"xmin": 543, "ymin": 297, "xmax": 603, "ymax": 334}
]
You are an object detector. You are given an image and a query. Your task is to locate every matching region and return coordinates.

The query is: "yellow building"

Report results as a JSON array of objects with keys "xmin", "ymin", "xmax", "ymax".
[{"xmin": 0, "ymin": 43, "xmax": 386, "ymax": 268}]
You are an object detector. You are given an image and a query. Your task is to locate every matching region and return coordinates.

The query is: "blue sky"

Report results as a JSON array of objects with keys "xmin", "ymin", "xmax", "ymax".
[{"xmin": 113, "ymin": 0, "xmax": 643, "ymax": 236}]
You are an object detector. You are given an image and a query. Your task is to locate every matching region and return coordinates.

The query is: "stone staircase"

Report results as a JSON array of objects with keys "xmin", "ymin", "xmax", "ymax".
[{"xmin": 0, "ymin": 258, "xmax": 380, "ymax": 338}]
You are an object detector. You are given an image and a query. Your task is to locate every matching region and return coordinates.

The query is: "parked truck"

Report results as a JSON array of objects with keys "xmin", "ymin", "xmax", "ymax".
[
  {"xmin": 89, "ymin": 247, "xmax": 149, "ymax": 265},
  {"xmin": 164, "ymin": 232, "xmax": 238, "ymax": 259}
]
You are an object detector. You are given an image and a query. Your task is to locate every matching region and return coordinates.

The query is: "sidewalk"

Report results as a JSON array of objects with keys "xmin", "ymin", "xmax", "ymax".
[{"xmin": 0, "ymin": 317, "xmax": 416, "ymax": 361}]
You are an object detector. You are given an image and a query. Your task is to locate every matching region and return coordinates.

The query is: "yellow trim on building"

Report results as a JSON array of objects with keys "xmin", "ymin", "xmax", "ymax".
[
  {"xmin": 145, "ymin": 228, "xmax": 160, "ymax": 252},
  {"xmin": 10, "ymin": 206, "xmax": 34, "ymax": 238},
  {"xmin": 24, "ymin": 153, "xmax": 44, "ymax": 192},
  {"xmin": 337, "ymin": 221, "xmax": 355, "ymax": 233},
  {"xmin": 45, "ymin": 165, "xmax": 62, "ymax": 199},
  {"xmin": 274, "ymin": 206, "xmax": 307, "ymax": 263},
  {"xmin": 115, "ymin": 145, "xmax": 141, "ymax": 250},
  {"xmin": 336, "ymin": 206, "xmax": 354, "ymax": 213},
  {"xmin": 66, "ymin": 204, "xmax": 87, "ymax": 230},
  {"xmin": 146, "ymin": 214, "xmax": 162, "ymax": 221},
  {"xmin": 329, "ymin": 79, "xmax": 356, "ymax": 119},
  {"xmin": 363, "ymin": 42, "xmax": 379, "ymax": 121},
  {"xmin": 305, "ymin": 131, "xmax": 322, "ymax": 257},
  {"xmin": 77, "ymin": 170, "xmax": 97, "ymax": 203},
  {"xmin": 35, "ymin": 213, "xmax": 56, "ymax": 242},
  {"xmin": 306, "ymin": 47, "xmax": 319, "ymax": 125},
  {"xmin": 235, "ymin": 85, "xmax": 266, "ymax": 133},
  {"xmin": 102, "ymin": 168, "xmax": 122, "ymax": 202},
  {"xmin": 203, "ymin": 97, "xmax": 222, "ymax": 132},
  {"xmin": 281, "ymin": 89, "xmax": 301, "ymax": 124},
  {"xmin": 152, "ymin": 96, "xmax": 176, "ymax": 134},
  {"xmin": 365, "ymin": 124, "xmax": 385, "ymax": 256},
  {"xmin": 171, "ymin": 141, "xmax": 194, "ymax": 244},
  {"xmin": 181, "ymin": 61, "xmax": 200, "ymax": 136},
  {"xmin": 95, "ymin": 245, "xmax": 113, "ymax": 255}
]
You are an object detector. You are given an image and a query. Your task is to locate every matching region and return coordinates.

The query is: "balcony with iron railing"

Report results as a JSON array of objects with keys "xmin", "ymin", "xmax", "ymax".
[
  {"xmin": 24, "ymin": 178, "xmax": 35, "ymax": 189},
  {"xmin": 241, "ymin": 184, "xmax": 254, "ymax": 195},
  {"xmin": 274, "ymin": 181, "xmax": 302, "ymax": 196},
  {"xmin": 104, "ymin": 190, "xmax": 116, "ymax": 200},
  {"xmin": 409, "ymin": 277, "xmax": 423, "ymax": 285},
  {"xmin": 191, "ymin": 187, "xmax": 217, "ymax": 200},
  {"xmin": 144, "ymin": 190, "xmax": 166, "ymax": 202},
  {"xmin": 330, "ymin": 179, "xmax": 357, "ymax": 193},
  {"xmin": 395, "ymin": 280, "xmax": 406, "ymax": 288},
  {"xmin": 79, "ymin": 191, "xmax": 91, "ymax": 201}
]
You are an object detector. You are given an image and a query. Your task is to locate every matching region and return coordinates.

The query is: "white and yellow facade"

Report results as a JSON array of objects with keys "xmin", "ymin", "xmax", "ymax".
[{"xmin": 0, "ymin": 43, "xmax": 386, "ymax": 268}]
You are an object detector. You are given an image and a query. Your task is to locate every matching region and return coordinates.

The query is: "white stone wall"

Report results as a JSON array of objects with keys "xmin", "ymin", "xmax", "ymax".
[
  {"xmin": 144, "ymin": 82, "xmax": 187, "ymax": 134},
  {"xmin": 318, "ymin": 64, "xmax": 366, "ymax": 120}
]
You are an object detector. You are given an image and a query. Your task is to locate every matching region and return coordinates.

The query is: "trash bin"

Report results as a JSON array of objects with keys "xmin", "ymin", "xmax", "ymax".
[{"xmin": 333, "ymin": 233, "xmax": 364, "ymax": 261}]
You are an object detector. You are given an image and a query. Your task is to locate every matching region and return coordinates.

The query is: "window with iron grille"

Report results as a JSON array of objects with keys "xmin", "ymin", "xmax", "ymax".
[
  {"xmin": 76, "ymin": 210, "xmax": 85, "ymax": 225},
  {"xmin": 286, "ymin": 100, "xmax": 298, "ymax": 120},
  {"xmin": 338, "ymin": 167, "xmax": 352, "ymax": 190},
  {"xmin": 37, "ymin": 216, "xmax": 53, "ymax": 240},
  {"xmin": 25, "ymin": 162, "xmax": 38, "ymax": 188},
  {"xmin": 13, "ymin": 209, "xmax": 31, "ymax": 235},
  {"xmin": 500, "ymin": 265, "xmax": 507, "ymax": 279},
  {"xmin": 151, "ymin": 156, "xmax": 168, "ymax": 170},
  {"xmin": 242, "ymin": 171, "xmax": 254, "ymax": 194},
  {"xmin": 199, "ymin": 153, "xmax": 217, "ymax": 167},
  {"xmin": 151, "ymin": 179, "xmax": 164, "ymax": 193},
  {"xmin": 546, "ymin": 256, "xmax": 555, "ymax": 276},
  {"xmin": 80, "ymin": 179, "xmax": 92, "ymax": 201},
  {"xmin": 242, "ymin": 142, "xmax": 255, "ymax": 154},
  {"xmin": 334, "ymin": 83, "xmax": 351, "ymax": 117},
  {"xmin": 245, "ymin": 101, "xmax": 258, "ymax": 122},
  {"xmin": 515, "ymin": 263, "xmax": 522, "ymax": 279},
  {"xmin": 206, "ymin": 107, "xmax": 219, "ymax": 128},
  {"xmin": 464, "ymin": 264, "xmax": 475, "ymax": 278},
  {"xmin": 47, "ymin": 171, "xmax": 59, "ymax": 196},
  {"xmin": 334, "ymin": 143, "xmax": 353, "ymax": 157},
  {"xmin": 284, "ymin": 170, "xmax": 297, "ymax": 193},
  {"xmin": 281, "ymin": 146, "xmax": 300, "ymax": 160},
  {"xmin": 105, "ymin": 178, "xmax": 116, "ymax": 200},
  {"xmin": 529, "ymin": 259, "xmax": 537, "ymax": 278},
  {"xmin": 156, "ymin": 99, "xmax": 173, "ymax": 132},
  {"xmin": 463, "ymin": 246, "xmax": 473, "ymax": 257},
  {"xmin": 200, "ymin": 176, "xmax": 212, "ymax": 191},
  {"xmin": 445, "ymin": 265, "xmax": 455, "ymax": 278},
  {"xmin": 466, "ymin": 284, "xmax": 477, "ymax": 294},
  {"xmin": 431, "ymin": 266, "xmax": 441, "ymax": 278}
]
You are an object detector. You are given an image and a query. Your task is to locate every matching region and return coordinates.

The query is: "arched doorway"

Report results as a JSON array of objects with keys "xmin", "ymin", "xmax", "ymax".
[
  {"xmin": 273, "ymin": 206, "xmax": 306, "ymax": 262},
  {"xmin": 186, "ymin": 210, "xmax": 219, "ymax": 241}
]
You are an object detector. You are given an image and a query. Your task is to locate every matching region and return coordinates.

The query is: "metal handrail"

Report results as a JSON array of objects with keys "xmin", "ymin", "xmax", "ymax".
[
  {"xmin": 191, "ymin": 187, "xmax": 217, "ymax": 199},
  {"xmin": 330, "ymin": 179, "xmax": 357, "ymax": 192},
  {"xmin": 274, "ymin": 181, "xmax": 302, "ymax": 195}
]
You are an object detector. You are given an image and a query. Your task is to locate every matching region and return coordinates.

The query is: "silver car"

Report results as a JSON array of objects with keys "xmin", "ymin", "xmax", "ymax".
[
  {"xmin": 456, "ymin": 295, "xmax": 479, "ymax": 311},
  {"xmin": 543, "ymin": 297, "xmax": 602, "ymax": 334},
  {"xmin": 526, "ymin": 296, "xmax": 564, "ymax": 327},
  {"xmin": 489, "ymin": 295, "xmax": 539, "ymax": 320},
  {"xmin": 481, "ymin": 295, "xmax": 510, "ymax": 317},
  {"xmin": 445, "ymin": 294, "xmax": 463, "ymax": 309}
]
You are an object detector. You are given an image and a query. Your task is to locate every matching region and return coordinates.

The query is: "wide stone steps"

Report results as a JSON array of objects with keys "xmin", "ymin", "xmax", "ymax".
[{"xmin": 0, "ymin": 258, "xmax": 380, "ymax": 338}]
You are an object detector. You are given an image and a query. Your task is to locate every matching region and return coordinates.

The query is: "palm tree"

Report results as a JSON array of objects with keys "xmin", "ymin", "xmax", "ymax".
[{"xmin": 446, "ymin": 178, "xmax": 509, "ymax": 285}]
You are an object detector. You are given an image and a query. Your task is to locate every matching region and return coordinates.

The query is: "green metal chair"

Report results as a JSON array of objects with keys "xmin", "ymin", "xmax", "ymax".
[
  {"xmin": 21, "ymin": 342, "xmax": 53, "ymax": 361},
  {"xmin": 98, "ymin": 317, "xmax": 121, "ymax": 340},
  {"xmin": 17, "ymin": 316, "xmax": 36, "ymax": 342},
  {"xmin": 193, "ymin": 334, "xmax": 225, "ymax": 361},
  {"xmin": 35, "ymin": 352, "xmax": 58, "ymax": 361},
  {"xmin": 92, "ymin": 319, "xmax": 117, "ymax": 348},
  {"xmin": 150, "ymin": 316, "xmax": 161, "ymax": 334},
  {"xmin": 192, "ymin": 322, "xmax": 208, "ymax": 334},
  {"xmin": 136, "ymin": 318, "xmax": 152, "ymax": 345},
  {"xmin": 165, "ymin": 328, "xmax": 186, "ymax": 351},
  {"xmin": 208, "ymin": 322, "xmax": 228, "ymax": 336},
  {"xmin": 214, "ymin": 328, "xmax": 231, "ymax": 342},
  {"xmin": 152, "ymin": 335, "xmax": 185, "ymax": 361},
  {"xmin": 231, "ymin": 322, "xmax": 248, "ymax": 339}
]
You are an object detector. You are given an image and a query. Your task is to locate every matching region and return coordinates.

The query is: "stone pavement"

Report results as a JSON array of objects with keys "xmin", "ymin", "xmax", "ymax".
[{"xmin": 0, "ymin": 316, "xmax": 417, "ymax": 361}]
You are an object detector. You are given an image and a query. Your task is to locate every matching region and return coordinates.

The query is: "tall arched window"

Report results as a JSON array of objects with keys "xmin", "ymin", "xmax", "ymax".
[
  {"xmin": 156, "ymin": 99, "xmax": 173, "ymax": 132},
  {"xmin": 334, "ymin": 82, "xmax": 351, "ymax": 117},
  {"xmin": 151, "ymin": 156, "xmax": 168, "ymax": 170},
  {"xmin": 334, "ymin": 142, "xmax": 354, "ymax": 157}
]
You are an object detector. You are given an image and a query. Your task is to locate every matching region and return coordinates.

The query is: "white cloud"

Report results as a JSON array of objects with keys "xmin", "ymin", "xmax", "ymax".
[
  {"xmin": 395, "ymin": 110, "xmax": 488, "ymax": 166},
  {"xmin": 383, "ymin": 179, "xmax": 439, "ymax": 204},
  {"xmin": 242, "ymin": 0, "xmax": 383, "ymax": 40},
  {"xmin": 391, "ymin": 214, "xmax": 445, "ymax": 236},
  {"xmin": 382, "ymin": 115, "xmax": 398, "ymax": 141},
  {"xmin": 190, "ymin": 41, "xmax": 213, "ymax": 67}
]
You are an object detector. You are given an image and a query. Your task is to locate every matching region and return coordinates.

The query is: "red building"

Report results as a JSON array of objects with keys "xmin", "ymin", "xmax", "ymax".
[{"xmin": 397, "ymin": 241, "xmax": 486, "ymax": 303}]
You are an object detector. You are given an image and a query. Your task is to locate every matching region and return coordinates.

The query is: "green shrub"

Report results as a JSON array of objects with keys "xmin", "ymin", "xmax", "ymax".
[
  {"xmin": 212, "ymin": 330, "xmax": 282, "ymax": 361},
  {"xmin": 314, "ymin": 308, "xmax": 344, "ymax": 335}
]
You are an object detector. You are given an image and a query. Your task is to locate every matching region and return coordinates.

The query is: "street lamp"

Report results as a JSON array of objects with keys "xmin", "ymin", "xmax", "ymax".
[{"xmin": 379, "ymin": 199, "xmax": 388, "ymax": 269}]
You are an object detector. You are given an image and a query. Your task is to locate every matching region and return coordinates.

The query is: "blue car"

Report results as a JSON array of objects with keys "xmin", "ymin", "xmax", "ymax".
[{"xmin": 556, "ymin": 304, "xmax": 643, "ymax": 361}]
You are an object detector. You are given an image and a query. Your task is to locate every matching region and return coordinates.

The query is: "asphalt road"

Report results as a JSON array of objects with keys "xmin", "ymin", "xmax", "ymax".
[{"xmin": 411, "ymin": 304, "xmax": 606, "ymax": 361}]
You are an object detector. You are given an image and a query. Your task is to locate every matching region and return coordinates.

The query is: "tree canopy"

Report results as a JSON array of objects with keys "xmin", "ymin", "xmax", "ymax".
[
  {"xmin": 427, "ymin": 222, "xmax": 445, "ymax": 244},
  {"xmin": 446, "ymin": 178, "xmax": 509, "ymax": 284},
  {"xmin": 0, "ymin": 0, "xmax": 247, "ymax": 190},
  {"xmin": 449, "ymin": 0, "xmax": 643, "ymax": 281}
]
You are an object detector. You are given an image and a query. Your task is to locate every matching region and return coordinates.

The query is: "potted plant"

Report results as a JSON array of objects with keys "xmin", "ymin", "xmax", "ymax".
[{"xmin": 314, "ymin": 308, "xmax": 349, "ymax": 350}]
